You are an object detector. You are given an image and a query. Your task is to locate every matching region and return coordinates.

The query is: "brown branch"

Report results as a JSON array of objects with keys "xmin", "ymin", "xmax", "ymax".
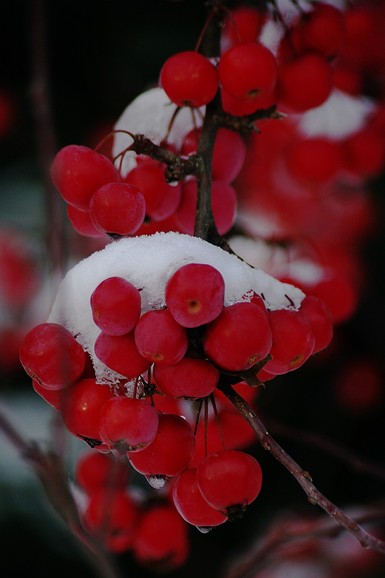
[
  {"xmin": 0, "ymin": 403, "xmax": 124, "ymax": 578},
  {"xmin": 219, "ymin": 383, "xmax": 385, "ymax": 555},
  {"xmin": 225, "ymin": 503, "xmax": 385, "ymax": 578}
]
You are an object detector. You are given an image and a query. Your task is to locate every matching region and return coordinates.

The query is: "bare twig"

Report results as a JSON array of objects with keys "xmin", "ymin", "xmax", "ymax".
[
  {"xmin": 219, "ymin": 383, "xmax": 385, "ymax": 555},
  {"xmin": 0, "ymin": 404, "xmax": 124, "ymax": 578},
  {"xmin": 226, "ymin": 503, "xmax": 385, "ymax": 578}
]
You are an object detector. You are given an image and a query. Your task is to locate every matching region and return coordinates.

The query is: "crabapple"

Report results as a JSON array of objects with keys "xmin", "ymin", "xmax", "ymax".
[
  {"xmin": 60, "ymin": 378, "xmax": 113, "ymax": 442},
  {"xmin": 160, "ymin": 50, "xmax": 218, "ymax": 107},
  {"xmin": 165, "ymin": 263, "xmax": 225, "ymax": 328},
  {"xmin": 218, "ymin": 42, "xmax": 277, "ymax": 101},
  {"xmin": 153, "ymin": 357, "xmax": 219, "ymax": 399},
  {"xmin": 197, "ymin": 449, "xmax": 263, "ymax": 516},
  {"xmin": 134, "ymin": 309, "xmax": 188, "ymax": 365},
  {"xmin": 94, "ymin": 331, "xmax": 150, "ymax": 378},
  {"xmin": 90, "ymin": 276, "xmax": 141, "ymax": 336},
  {"xmin": 203, "ymin": 301, "xmax": 272, "ymax": 371},
  {"xmin": 89, "ymin": 182, "xmax": 146, "ymax": 236},
  {"xmin": 98, "ymin": 396, "xmax": 159, "ymax": 452},
  {"xmin": 172, "ymin": 468, "xmax": 228, "ymax": 529},
  {"xmin": 50, "ymin": 145, "xmax": 117, "ymax": 210},
  {"xmin": 19, "ymin": 323, "xmax": 86, "ymax": 389},
  {"xmin": 128, "ymin": 413, "xmax": 195, "ymax": 485}
]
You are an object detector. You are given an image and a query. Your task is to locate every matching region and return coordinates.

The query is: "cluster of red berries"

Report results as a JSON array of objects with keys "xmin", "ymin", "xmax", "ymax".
[
  {"xmin": 50, "ymin": 124, "xmax": 245, "ymax": 240},
  {"xmin": 19, "ymin": 258, "xmax": 333, "ymax": 564}
]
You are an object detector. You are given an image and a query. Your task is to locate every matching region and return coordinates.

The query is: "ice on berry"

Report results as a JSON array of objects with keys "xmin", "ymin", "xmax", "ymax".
[
  {"xmin": 48, "ymin": 232, "xmax": 304, "ymax": 385},
  {"xmin": 112, "ymin": 87, "xmax": 204, "ymax": 177}
]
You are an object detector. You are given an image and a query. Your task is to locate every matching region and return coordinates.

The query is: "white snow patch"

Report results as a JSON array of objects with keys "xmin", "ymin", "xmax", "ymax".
[
  {"xmin": 112, "ymin": 87, "xmax": 204, "ymax": 177},
  {"xmin": 48, "ymin": 232, "xmax": 304, "ymax": 384},
  {"xmin": 298, "ymin": 90, "xmax": 375, "ymax": 140}
]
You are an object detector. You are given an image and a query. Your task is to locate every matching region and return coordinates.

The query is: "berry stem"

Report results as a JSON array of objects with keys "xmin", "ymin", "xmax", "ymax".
[{"xmin": 219, "ymin": 383, "xmax": 385, "ymax": 555}]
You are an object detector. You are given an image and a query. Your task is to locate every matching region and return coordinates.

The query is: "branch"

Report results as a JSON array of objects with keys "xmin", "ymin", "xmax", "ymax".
[
  {"xmin": 225, "ymin": 503, "xmax": 385, "ymax": 578},
  {"xmin": 0, "ymin": 403, "xmax": 124, "ymax": 578},
  {"xmin": 219, "ymin": 383, "xmax": 385, "ymax": 555}
]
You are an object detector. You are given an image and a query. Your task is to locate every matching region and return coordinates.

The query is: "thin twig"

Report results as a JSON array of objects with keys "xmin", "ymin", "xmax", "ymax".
[
  {"xmin": 225, "ymin": 503, "xmax": 385, "ymax": 578},
  {"xmin": 219, "ymin": 383, "xmax": 385, "ymax": 555},
  {"xmin": 0, "ymin": 403, "xmax": 124, "ymax": 578}
]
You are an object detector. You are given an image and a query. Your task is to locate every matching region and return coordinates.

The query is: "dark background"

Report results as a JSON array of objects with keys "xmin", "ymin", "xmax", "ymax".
[{"xmin": 1, "ymin": 1, "xmax": 385, "ymax": 577}]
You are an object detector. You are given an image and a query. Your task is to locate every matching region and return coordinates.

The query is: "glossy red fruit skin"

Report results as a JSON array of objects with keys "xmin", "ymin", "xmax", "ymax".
[
  {"xmin": 75, "ymin": 451, "xmax": 130, "ymax": 493},
  {"xmin": 153, "ymin": 357, "xmax": 219, "ymax": 399},
  {"xmin": 172, "ymin": 468, "xmax": 228, "ymax": 528},
  {"xmin": 51, "ymin": 145, "xmax": 118, "ymax": 211},
  {"xmin": 133, "ymin": 504, "xmax": 189, "ymax": 570},
  {"xmin": 203, "ymin": 301, "xmax": 272, "ymax": 371},
  {"xmin": 32, "ymin": 378, "xmax": 63, "ymax": 410},
  {"xmin": 89, "ymin": 182, "xmax": 146, "ymax": 236},
  {"xmin": 298, "ymin": 295, "xmax": 333, "ymax": 354},
  {"xmin": 128, "ymin": 413, "xmax": 195, "ymax": 480},
  {"xmin": 94, "ymin": 331, "xmax": 150, "ymax": 379},
  {"xmin": 218, "ymin": 42, "xmax": 277, "ymax": 100},
  {"xmin": 66, "ymin": 205, "xmax": 105, "ymax": 238},
  {"xmin": 197, "ymin": 450, "xmax": 263, "ymax": 514},
  {"xmin": 263, "ymin": 309, "xmax": 315, "ymax": 375},
  {"xmin": 84, "ymin": 488, "xmax": 138, "ymax": 553},
  {"xmin": 165, "ymin": 263, "xmax": 225, "ymax": 328},
  {"xmin": 98, "ymin": 396, "xmax": 159, "ymax": 451},
  {"xmin": 90, "ymin": 276, "xmax": 141, "ymax": 336},
  {"xmin": 20, "ymin": 323, "xmax": 86, "ymax": 389},
  {"xmin": 134, "ymin": 309, "xmax": 188, "ymax": 365},
  {"xmin": 61, "ymin": 378, "xmax": 113, "ymax": 441},
  {"xmin": 160, "ymin": 50, "xmax": 218, "ymax": 108}
]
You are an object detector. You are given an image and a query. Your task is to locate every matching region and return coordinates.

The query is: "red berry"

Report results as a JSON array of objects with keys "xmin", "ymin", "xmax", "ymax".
[
  {"xmin": 75, "ymin": 451, "xmax": 130, "ymax": 493},
  {"xmin": 20, "ymin": 323, "xmax": 86, "ymax": 389},
  {"xmin": 154, "ymin": 357, "xmax": 219, "ymax": 399},
  {"xmin": 160, "ymin": 50, "xmax": 218, "ymax": 108},
  {"xmin": 298, "ymin": 295, "xmax": 333, "ymax": 354},
  {"xmin": 222, "ymin": 6, "xmax": 266, "ymax": 51},
  {"xmin": 264, "ymin": 309, "xmax": 315, "ymax": 375},
  {"xmin": 90, "ymin": 276, "xmax": 141, "ymax": 336},
  {"xmin": 172, "ymin": 468, "xmax": 228, "ymax": 529},
  {"xmin": 89, "ymin": 182, "xmax": 146, "ymax": 236},
  {"xmin": 133, "ymin": 504, "xmax": 189, "ymax": 570},
  {"xmin": 61, "ymin": 378, "xmax": 113, "ymax": 442},
  {"xmin": 32, "ymin": 379, "xmax": 63, "ymax": 410},
  {"xmin": 165, "ymin": 263, "xmax": 225, "ymax": 328},
  {"xmin": 128, "ymin": 413, "xmax": 195, "ymax": 485},
  {"xmin": 66, "ymin": 205, "xmax": 105, "ymax": 238},
  {"xmin": 134, "ymin": 309, "xmax": 188, "ymax": 365},
  {"xmin": 276, "ymin": 53, "xmax": 332, "ymax": 112},
  {"xmin": 50, "ymin": 145, "xmax": 117, "ymax": 211},
  {"xmin": 295, "ymin": 2, "xmax": 345, "ymax": 58},
  {"xmin": 203, "ymin": 302, "xmax": 272, "ymax": 371},
  {"xmin": 84, "ymin": 488, "xmax": 138, "ymax": 552},
  {"xmin": 98, "ymin": 396, "xmax": 159, "ymax": 452},
  {"xmin": 197, "ymin": 450, "xmax": 263, "ymax": 515},
  {"xmin": 218, "ymin": 42, "xmax": 277, "ymax": 101},
  {"xmin": 285, "ymin": 137, "xmax": 344, "ymax": 184},
  {"xmin": 94, "ymin": 331, "xmax": 150, "ymax": 379}
]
